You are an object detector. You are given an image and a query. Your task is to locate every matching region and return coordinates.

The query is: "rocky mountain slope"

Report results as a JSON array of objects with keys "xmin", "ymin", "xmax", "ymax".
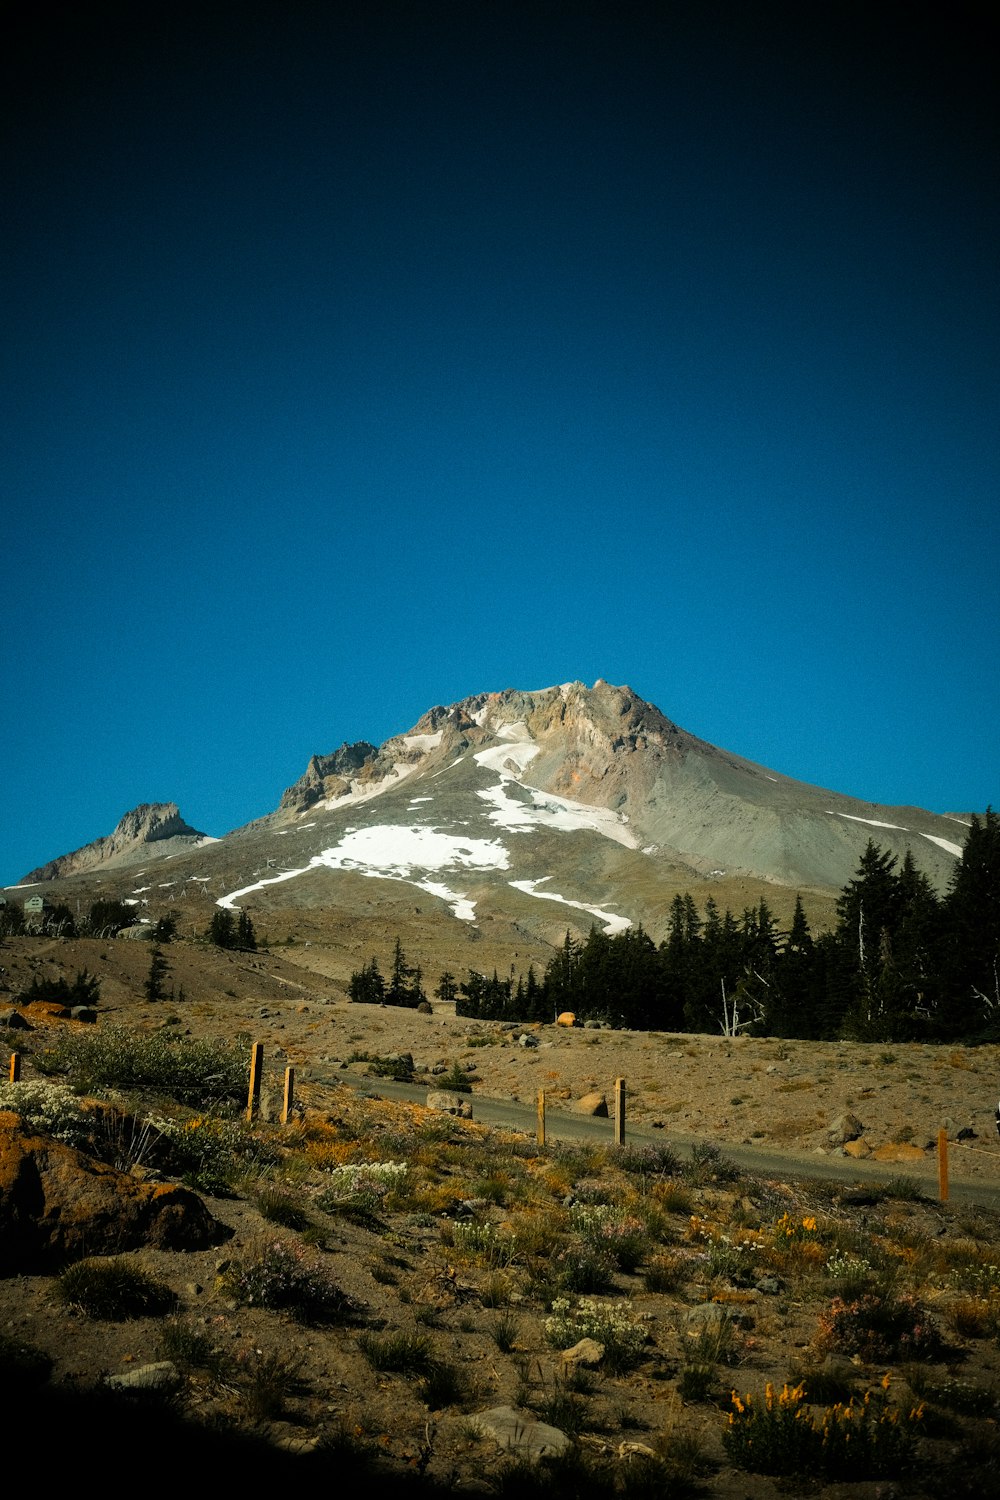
[{"xmin": 12, "ymin": 682, "xmax": 973, "ymax": 966}]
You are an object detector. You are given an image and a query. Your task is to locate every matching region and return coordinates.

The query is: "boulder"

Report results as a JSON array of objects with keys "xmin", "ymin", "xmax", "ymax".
[
  {"xmin": 426, "ymin": 1091, "xmax": 473, "ymax": 1119},
  {"xmin": 842, "ymin": 1138, "xmax": 872, "ymax": 1159},
  {"xmin": 0, "ymin": 1010, "xmax": 31, "ymax": 1031},
  {"xmin": 555, "ymin": 1012, "xmax": 576, "ymax": 1028},
  {"xmin": 0, "ymin": 1111, "xmax": 229, "ymax": 1273},
  {"xmin": 471, "ymin": 1405, "xmax": 570, "ymax": 1460},
  {"xmin": 104, "ymin": 1361, "xmax": 181, "ymax": 1393},
  {"xmin": 827, "ymin": 1112, "xmax": 864, "ymax": 1146},
  {"xmin": 871, "ymin": 1142, "xmax": 927, "ymax": 1163},
  {"xmin": 561, "ymin": 1337, "xmax": 604, "ymax": 1367},
  {"xmin": 574, "ymin": 1091, "xmax": 609, "ymax": 1117}
]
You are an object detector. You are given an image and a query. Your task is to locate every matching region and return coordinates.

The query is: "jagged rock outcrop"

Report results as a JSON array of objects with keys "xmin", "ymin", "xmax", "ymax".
[
  {"xmin": 278, "ymin": 741, "xmax": 378, "ymax": 815},
  {"xmin": 22, "ymin": 802, "xmax": 208, "ymax": 882}
]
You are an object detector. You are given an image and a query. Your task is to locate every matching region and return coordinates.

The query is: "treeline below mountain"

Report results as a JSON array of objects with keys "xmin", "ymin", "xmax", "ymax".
[{"xmin": 450, "ymin": 812, "xmax": 1000, "ymax": 1045}]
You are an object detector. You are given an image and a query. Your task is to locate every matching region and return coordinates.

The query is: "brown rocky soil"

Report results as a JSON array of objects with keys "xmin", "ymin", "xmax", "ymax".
[{"xmin": 2, "ymin": 933, "xmax": 1000, "ymax": 1493}]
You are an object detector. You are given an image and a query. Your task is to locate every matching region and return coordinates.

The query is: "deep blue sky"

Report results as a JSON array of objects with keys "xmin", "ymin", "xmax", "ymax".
[{"xmin": 2, "ymin": 1, "xmax": 997, "ymax": 885}]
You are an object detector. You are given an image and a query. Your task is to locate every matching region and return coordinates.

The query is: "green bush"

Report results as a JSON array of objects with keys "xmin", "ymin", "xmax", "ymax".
[
  {"xmin": 56, "ymin": 1257, "xmax": 176, "ymax": 1320},
  {"xmin": 37, "ymin": 1025, "xmax": 250, "ymax": 1105},
  {"xmin": 357, "ymin": 1329, "xmax": 434, "ymax": 1374}
]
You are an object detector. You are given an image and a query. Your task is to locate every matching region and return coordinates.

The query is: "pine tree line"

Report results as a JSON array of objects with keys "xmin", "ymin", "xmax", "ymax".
[{"xmin": 450, "ymin": 811, "xmax": 1000, "ymax": 1043}]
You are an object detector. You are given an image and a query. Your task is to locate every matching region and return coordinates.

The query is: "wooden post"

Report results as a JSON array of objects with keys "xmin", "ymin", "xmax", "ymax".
[
  {"xmin": 281, "ymin": 1066, "xmax": 295, "ymax": 1125},
  {"xmin": 614, "ymin": 1077, "xmax": 625, "ymax": 1146},
  {"xmin": 938, "ymin": 1128, "xmax": 949, "ymax": 1202},
  {"xmin": 247, "ymin": 1042, "xmax": 264, "ymax": 1122},
  {"xmin": 9, "ymin": 1053, "xmax": 20, "ymax": 1083},
  {"xmin": 536, "ymin": 1089, "xmax": 546, "ymax": 1147}
]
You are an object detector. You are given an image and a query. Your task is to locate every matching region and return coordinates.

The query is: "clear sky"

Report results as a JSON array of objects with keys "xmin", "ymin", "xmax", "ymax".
[{"xmin": 2, "ymin": 1, "xmax": 997, "ymax": 886}]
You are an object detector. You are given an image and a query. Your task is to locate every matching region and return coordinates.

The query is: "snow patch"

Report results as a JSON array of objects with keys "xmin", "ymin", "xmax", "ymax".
[
  {"xmin": 827, "ymin": 812, "xmax": 907, "ymax": 831},
  {"xmin": 413, "ymin": 880, "xmax": 477, "ymax": 922},
  {"xmin": 320, "ymin": 760, "xmax": 421, "ymax": 811},
  {"xmin": 403, "ymin": 731, "xmax": 444, "ymax": 751},
  {"xmin": 919, "ymin": 833, "xmax": 963, "ymax": 857},
  {"xmin": 217, "ymin": 824, "xmax": 508, "ymax": 916},
  {"xmin": 509, "ymin": 878, "xmax": 631, "ymax": 936}
]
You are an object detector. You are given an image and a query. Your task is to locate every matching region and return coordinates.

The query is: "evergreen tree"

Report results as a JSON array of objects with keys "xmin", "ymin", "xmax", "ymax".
[
  {"xmin": 235, "ymin": 909, "xmax": 257, "ymax": 952},
  {"xmin": 151, "ymin": 913, "xmax": 178, "ymax": 943},
  {"xmin": 144, "ymin": 946, "xmax": 169, "ymax": 1001},
  {"xmin": 208, "ymin": 909, "xmax": 236, "ymax": 949},
  {"xmin": 435, "ymin": 971, "xmax": 458, "ymax": 1004},
  {"xmin": 349, "ymin": 957, "xmax": 385, "ymax": 1005},
  {"xmin": 84, "ymin": 899, "xmax": 136, "ymax": 938},
  {"xmin": 768, "ymin": 896, "xmax": 818, "ymax": 1036},
  {"xmin": 941, "ymin": 809, "xmax": 1000, "ymax": 1037},
  {"xmin": 387, "ymin": 937, "xmax": 415, "ymax": 1006}
]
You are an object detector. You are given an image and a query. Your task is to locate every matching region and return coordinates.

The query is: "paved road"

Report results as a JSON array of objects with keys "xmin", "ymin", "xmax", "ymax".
[{"xmin": 310, "ymin": 1071, "xmax": 1000, "ymax": 1213}]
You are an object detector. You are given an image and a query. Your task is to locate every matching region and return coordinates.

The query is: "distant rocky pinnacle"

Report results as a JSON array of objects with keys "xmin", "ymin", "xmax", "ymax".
[{"xmin": 22, "ymin": 803, "xmax": 208, "ymax": 882}]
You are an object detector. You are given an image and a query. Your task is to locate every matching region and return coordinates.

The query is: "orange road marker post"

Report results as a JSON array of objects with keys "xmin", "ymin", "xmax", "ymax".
[
  {"xmin": 537, "ymin": 1089, "xmax": 546, "ymax": 1147},
  {"xmin": 614, "ymin": 1078, "xmax": 626, "ymax": 1146},
  {"xmin": 938, "ymin": 1128, "xmax": 949, "ymax": 1202},
  {"xmin": 9, "ymin": 1053, "xmax": 20, "ymax": 1083},
  {"xmin": 281, "ymin": 1066, "xmax": 295, "ymax": 1125},
  {"xmin": 247, "ymin": 1042, "xmax": 264, "ymax": 1122}
]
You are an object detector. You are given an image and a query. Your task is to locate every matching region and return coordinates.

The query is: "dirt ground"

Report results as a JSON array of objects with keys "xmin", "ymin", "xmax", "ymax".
[{"xmin": 3, "ymin": 935, "xmax": 1000, "ymax": 1493}]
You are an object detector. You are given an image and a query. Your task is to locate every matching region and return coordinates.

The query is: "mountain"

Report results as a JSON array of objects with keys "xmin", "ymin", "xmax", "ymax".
[
  {"xmin": 15, "ymin": 683, "xmax": 972, "ymax": 966},
  {"xmin": 22, "ymin": 803, "xmax": 211, "ymax": 882}
]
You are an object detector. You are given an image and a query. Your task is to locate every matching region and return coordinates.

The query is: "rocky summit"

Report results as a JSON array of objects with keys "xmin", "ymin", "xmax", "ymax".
[{"xmin": 22, "ymin": 802, "xmax": 211, "ymax": 883}]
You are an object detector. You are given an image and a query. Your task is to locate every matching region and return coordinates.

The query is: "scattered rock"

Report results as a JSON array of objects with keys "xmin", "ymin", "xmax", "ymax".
[
  {"xmin": 426, "ymin": 1091, "xmax": 473, "ymax": 1119},
  {"xmin": 518, "ymin": 1034, "xmax": 539, "ymax": 1049},
  {"xmin": 827, "ymin": 1112, "xmax": 864, "ymax": 1146},
  {"xmin": 842, "ymin": 1138, "xmax": 872, "ymax": 1159},
  {"xmin": 471, "ymin": 1405, "xmax": 570, "ymax": 1461},
  {"xmin": 0, "ymin": 1011, "xmax": 31, "ymax": 1030},
  {"xmin": 871, "ymin": 1142, "xmax": 927, "ymax": 1163},
  {"xmin": 104, "ymin": 1361, "xmax": 181, "ymax": 1393},
  {"xmin": 574, "ymin": 1091, "xmax": 609, "ymax": 1117},
  {"xmin": 561, "ymin": 1337, "xmax": 604, "ymax": 1367}
]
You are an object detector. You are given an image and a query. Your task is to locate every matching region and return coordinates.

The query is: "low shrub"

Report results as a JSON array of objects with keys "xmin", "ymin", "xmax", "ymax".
[
  {"xmin": 254, "ymin": 1185, "xmax": 310, "ymax": 1231},
  {"xmin": 157, "ymin": 1316, "xmax": 226, "ymax": 1376},
  {"xmin": 315, "ymin": 1160, "xmax": 409, "ymax": 1219},
  {"xmin": 419, "ymin": 1358, "xmax": 471, "ymax": 1410},
  {"xmin": 677, "ymin": 1364, "xmax": 717, "ymax": 1403},
  {"xmin": 816, "ymin": 1291, "xmax": 945, "ymax": 1362},
  {"xmin": 357, "ymin": 1329, "xmax": 434, "ymax": 1374},
  {"xmin": 236, "ymin": 1347, "xmax": 307, "ymax": 1422},
  {"xmin": 153, "ymin": 1112, "xmax": 271, "ymax": 1196},
  {"xmin": 449, "ymin": 1220, "xmax": 519, "ymax": 1269},
  {"xmin": 220, "ymin": 1239, "xmax": 355, "ymax": 1325},
  {"xmin": 488, "ymin": 1311, "xmax": 520, "ymax": 1352},
  {"xmin": 723, "ymin": 1379, "xmax": 924, "ymax": 1479},
  {"xmin": 644, "ymin": 1252, "xmax": 690, "ymax": 1293},
  {"xmin": 544, "ymin": 1297, "xmax": 647, "ymax": 1373},
  {"xmin": 56, "ymin": 1256, "xmax": 176, "ymax": 1320},
  {"xmin": 38, "ymin": 1026, "xmax": 250, "ymax": 1106},
  {"xmin": 0, "ymin": 1080, "xmax": 93, "ymax": 1148}
]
